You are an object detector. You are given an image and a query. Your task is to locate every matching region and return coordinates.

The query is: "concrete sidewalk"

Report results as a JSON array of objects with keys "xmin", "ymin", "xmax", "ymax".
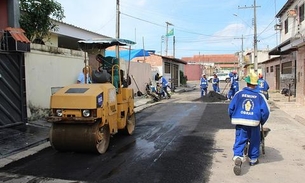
[
  {"xmin": 268, "ymin": 91, "xmax": 305, "ymax": 126},
  {"xmin": 208, "ymin": 92, "xmax": 305, "ymax": 182}
]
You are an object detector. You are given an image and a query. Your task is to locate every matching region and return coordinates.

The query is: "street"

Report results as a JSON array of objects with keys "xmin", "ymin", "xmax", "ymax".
[
  {"xmin": 0, "ymin": 84, "xmax": 230, "ymax": 183},
  {"xmin": 0, "ymin": 82, "xmax": 305, "ymax": 183}
]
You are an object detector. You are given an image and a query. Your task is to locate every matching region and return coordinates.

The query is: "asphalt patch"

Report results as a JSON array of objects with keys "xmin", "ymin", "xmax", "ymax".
[{"xmin": 193, "ymin": 91, "xmax": 227, "ymax": 102}]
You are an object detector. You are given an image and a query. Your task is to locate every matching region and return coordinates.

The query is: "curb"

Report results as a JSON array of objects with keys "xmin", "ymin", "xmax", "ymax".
[{"xmin": 0, "ymin": 143, "xmax": 51, "ymax": 168}]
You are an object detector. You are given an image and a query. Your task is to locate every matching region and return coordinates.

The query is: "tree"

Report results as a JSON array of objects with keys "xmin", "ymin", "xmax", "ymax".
[{"xmin": 19, "ymin": 0, "xmax": 65, "ymax": 43}]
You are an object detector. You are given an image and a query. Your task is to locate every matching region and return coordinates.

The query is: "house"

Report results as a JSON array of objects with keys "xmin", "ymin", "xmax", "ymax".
[
  {"xmin": 243, "ymin": 49, "xmax": 273, "ymax": 77},
  {"xmin": 268, "ymin": 0, "xmax": 305, "ymax": 104},
  {"xmin": 131, "ymin": 54, "xmax": 187, "ymax": 89},
  {"xmin": 259, "ymin": 56, "xmax": 281, "ymax": 91},
  {"xmin": 181, "ymin": 54, "xmax": 238, "ymax": 81}
]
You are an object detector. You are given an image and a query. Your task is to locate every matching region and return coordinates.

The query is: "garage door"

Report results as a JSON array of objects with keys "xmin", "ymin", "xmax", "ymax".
[{"xmin": 0, "ymin": 52, "xmax": 27, "ymax": 128}]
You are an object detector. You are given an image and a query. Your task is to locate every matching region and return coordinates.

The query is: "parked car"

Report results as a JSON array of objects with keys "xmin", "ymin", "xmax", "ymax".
[{"xmin": 207, "ymin": 73, "xmax": 230, "ymax": 83}]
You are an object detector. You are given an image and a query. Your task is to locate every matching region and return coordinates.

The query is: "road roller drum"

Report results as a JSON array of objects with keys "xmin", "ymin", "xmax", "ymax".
[{"xmin": 50, "ymin": 122, "xmax": 110, "ymax": 154}]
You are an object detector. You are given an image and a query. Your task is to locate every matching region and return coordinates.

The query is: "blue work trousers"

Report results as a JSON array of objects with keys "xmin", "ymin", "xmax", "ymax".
[
  {"xmin": 233, "ymin": 125, "xmax": 260, "ymax": 160},
  {"xmin": 201, "ymin": 88, "xmax": 207, "ymax": 97},
  {"xmin": 213, "ymin": 84, "xmax": 220, "ymax": 92},
  {"xmin": 228, "ymin": 87, "xmax": 237, "ymax": 99}
]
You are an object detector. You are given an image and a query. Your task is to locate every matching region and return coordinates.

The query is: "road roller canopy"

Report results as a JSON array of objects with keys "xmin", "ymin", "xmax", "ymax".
[{"xmin": 78, "ymin": 38, "xmax": 136, "ymax": 51}]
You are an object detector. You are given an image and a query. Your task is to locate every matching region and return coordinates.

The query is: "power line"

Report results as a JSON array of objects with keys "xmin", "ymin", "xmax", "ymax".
[
  {"xmin": 120, "ymin": 12, "xmax": 165, "ymax": 28},
  {"xmin": 121, "ymin": 12, "xmax": 249, "ymax": 39}
]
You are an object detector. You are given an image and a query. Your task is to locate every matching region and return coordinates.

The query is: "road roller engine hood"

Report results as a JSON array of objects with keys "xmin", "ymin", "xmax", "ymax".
[{"xmin": 49, "ymin": 83, "xmax": 117, "ymax": 122}]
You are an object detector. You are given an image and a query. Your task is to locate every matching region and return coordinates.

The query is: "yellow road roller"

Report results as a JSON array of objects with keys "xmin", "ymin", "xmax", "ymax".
[{"xmin": 48, "ymin": 38, "xmax": 136, "ymax": 154}]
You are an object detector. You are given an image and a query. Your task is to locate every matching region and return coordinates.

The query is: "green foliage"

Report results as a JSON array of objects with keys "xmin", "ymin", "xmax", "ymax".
[
  {"xmin": 19, "ymin": 0, "xmax": 65, "ymax": 42},
  {"xmin": 180, "ymin": 70, "xmax": 187, "ymax": 85}
]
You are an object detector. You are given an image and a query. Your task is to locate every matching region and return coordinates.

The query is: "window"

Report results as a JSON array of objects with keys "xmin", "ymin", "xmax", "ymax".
[
  {"xmin": 284, "ymin": 19, "xmax": 288, "ymax": 34},
  {"xmin": 299, "ymin": 4, "xmax": 305, "ymax": 23},
  {"xmin": 282, "ymin": 61, "xmax": 292, "ymax": 74},
  {"xmin": 165, "ymin": 62, "xmax": 170, "ymax": 73},
  {"xmin": 266, "ymin": 67, "xmax": 269, "ymax": 73},
  {"xmin": 270, "ymin": 66, "xmax": 274, "ymax": 72}
]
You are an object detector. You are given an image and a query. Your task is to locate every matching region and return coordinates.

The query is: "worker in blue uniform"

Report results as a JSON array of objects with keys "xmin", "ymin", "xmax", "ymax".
[
  {"xmin": 160, "ymin": 76, "xmax": 171, "ymax": 99},
  {"xmin": 257, "ymin": 73, "xmax": 270, "ymax": 100},
  {"xmin": 200, "ymin": 74, "xmax": 208, "ymax": 97},
  {"xmin": 228, "ymin": 72, "xmax": 270, "ymax": 176},
  {"xmin": 227, "ymin": 72, "xmax": 234, "ymax": 99},
  {"xmin": 232, "ymin": 70, "xmax": 239, "ymax": 92},
  {"xmin": 212, "ymin": 74, "xmax": 220, "ymax": 93},
  {"xmin": 227, "ymin": 71, "xmax": 239, "ymax": 100}
]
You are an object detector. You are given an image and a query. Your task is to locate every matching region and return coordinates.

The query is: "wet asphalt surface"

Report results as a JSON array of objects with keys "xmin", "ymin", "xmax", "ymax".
[
  {"xmin": 0, "ymin": 124, "xmax": 49, "ymax": 159},
  {"xmin": 0, "ymin": 89, "xmax": 234, "ymax": 183}
]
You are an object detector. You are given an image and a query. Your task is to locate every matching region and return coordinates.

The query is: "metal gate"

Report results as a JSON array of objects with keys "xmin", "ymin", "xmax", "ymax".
[
  {"xmin": 0, "ymin": 52, "xmax": 27, "ymax": 128},
  {"xmin": 171, "ymin": 64, "xmax": 179, "ymax": 87}
]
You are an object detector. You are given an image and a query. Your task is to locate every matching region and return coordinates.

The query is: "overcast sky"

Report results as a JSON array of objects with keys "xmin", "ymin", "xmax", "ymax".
[{"xmin": 56, "ymin": 0, "xmax": 287, "ymax": 58}]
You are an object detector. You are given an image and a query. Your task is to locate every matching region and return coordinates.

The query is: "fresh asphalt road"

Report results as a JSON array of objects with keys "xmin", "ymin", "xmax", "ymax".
[
  {"xmin": 0, "ymin": 86, "xmax": 233, "ymax": 183},
  {"xmin": 1, "ymin": 82, "xmax": 305, "ymax": 183}
]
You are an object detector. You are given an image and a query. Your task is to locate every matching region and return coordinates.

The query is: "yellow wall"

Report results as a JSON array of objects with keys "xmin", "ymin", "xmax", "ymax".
[{"xmin": 43, "ymin": 33, "xmax": 58, "ymax": 47}]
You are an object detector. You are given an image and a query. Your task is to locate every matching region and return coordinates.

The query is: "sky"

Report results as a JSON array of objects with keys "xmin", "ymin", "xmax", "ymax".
[{"xmin": 56, "ymin": 0, "xmax": 287, "ymax": 58}]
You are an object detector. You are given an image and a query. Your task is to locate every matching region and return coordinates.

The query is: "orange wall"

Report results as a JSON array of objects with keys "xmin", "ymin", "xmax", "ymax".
[
  {"xmin": 185, "ymin": 64, "xmax": 203, "ymax": 81},
  {"xmin": 133, "ymin": 54, "xmax": 163, "ymax": 67}
]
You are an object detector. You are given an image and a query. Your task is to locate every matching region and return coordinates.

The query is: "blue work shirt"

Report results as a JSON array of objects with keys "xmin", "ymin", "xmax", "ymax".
[
  {"xmin": 161, "ymin": 77, "xmax": 169, "ymax": 88},
  {"xmin": 212, "ymin": 77, "xmax": 219, "ymax": 86},
  {"xmin": 200, "ymin": 77, "xmax": 208, "ymax": 89},
  {"xmin": 257, "ymin": 78, "xmax": 269, "ymax": 92},
  {"xmin": 77, "ymin": 72, "xmax": 91, "ymax": 84},
  {"xmin": 228, "ymin": 87, "xmax": 270, "ymax": 126}
]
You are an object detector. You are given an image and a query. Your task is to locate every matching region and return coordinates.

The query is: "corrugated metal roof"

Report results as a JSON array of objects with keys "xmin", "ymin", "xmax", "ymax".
[
  {"xmin": 5, "ymin": 27, "xmax": 30, "ymax": 43},
  {"xmin": 161, "ymin": 55, "xmax": 187, "ymax": 65}
]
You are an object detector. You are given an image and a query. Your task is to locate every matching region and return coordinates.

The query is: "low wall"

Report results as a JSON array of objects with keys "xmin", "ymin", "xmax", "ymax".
[
  {"xmin": 128, "ymin": 62, "xmax": 152, "ymax": 95},
  {"xmin": 25, "ymin": 44, "xmax": 86, "ymax": 110}
]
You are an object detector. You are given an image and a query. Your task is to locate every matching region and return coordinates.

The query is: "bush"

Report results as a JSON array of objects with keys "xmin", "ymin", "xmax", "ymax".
[{"xmin": 180, "ymin": 71, "xmax": 187, "ymax": 85}]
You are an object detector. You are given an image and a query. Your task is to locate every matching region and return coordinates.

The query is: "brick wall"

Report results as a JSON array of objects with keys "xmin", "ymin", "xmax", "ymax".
[{"xmin": 184, "ymin": 64, "xmax": 203, "ymax": 81}]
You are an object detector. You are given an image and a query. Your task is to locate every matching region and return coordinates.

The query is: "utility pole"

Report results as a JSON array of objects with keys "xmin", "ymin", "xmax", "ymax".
[
  {"xmin": 238, "ymin": 0, "xmax": 260, "ymax": 73},
  {"xmin": 165, "ymin": 21, "xmax": 173, "ymax": 56},
  {"xmin": 234, "ymin": 35, "xmax": 245, "ymax": 75},
  {"xmin": 173, "ymin": 36, "xmax": 175, "ymax": 58},
  {"xmin": 160, "ymin": 36, "xmax": 164, "ymax": 55},
  {"xmin": 115, "ymin": 0, "xmax": 120, "ymax": 58}
]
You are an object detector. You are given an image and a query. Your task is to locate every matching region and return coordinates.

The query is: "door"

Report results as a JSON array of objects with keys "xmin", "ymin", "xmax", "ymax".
[
  {"xmin": 0, "ymin": 52, "xmax": 27, "ymax": 127},
  {"xmin": 171, "ymin": 64, "xmax": 179, "ymax": 91},
  {"xmin": 276, "ymin": 65, "xmax": 280, "ymax": 90}
]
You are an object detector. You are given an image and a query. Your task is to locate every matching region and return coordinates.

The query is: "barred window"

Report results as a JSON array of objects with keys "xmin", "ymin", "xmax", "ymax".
[
  {"xmin": 282, "ymin": 61, "xmax": 292, "ymax": 74},
  {"xmin": 165, "ymin": 62, "xmax": 170, "ymax": 73},
  {"xmin": 300, "ymin": 4, "xmax": 304, "ymax": 23},
  {"xmin": 284, "ymin": 19, "xmax": 288, "ymax": 34}
]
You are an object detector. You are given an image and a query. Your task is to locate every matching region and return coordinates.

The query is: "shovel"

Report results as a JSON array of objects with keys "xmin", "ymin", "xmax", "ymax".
[{"xmin": 131, "ymin": 75, "xmax": 143, "ymax": 96}]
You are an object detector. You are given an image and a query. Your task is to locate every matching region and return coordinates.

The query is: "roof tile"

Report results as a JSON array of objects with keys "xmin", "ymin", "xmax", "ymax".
[{"xmin": 5, "ymin": 27, "xmax": 31, "ymax": 43}]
